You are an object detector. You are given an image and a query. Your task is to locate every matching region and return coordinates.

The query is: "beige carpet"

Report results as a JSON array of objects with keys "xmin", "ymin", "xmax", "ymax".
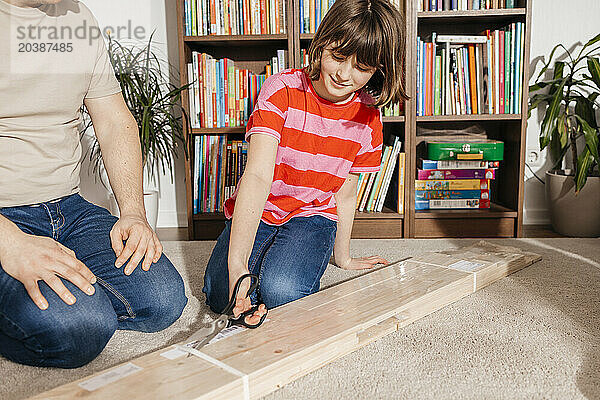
[{"xmin": 2, "ymin": 238, "xmax": 599, "ymax": 399}]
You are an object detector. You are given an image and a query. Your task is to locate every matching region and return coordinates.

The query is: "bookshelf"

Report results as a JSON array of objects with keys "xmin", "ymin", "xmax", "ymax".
[{"xmin": 177, "ymin": 0, "xmax": 531, "ymax": 240}]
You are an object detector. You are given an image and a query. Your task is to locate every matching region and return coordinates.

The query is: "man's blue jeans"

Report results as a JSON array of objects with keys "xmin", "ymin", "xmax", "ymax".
[
  {"xmin": 0, "ymin": 194, "xmax": 187, "ymax": 368},
  {"xmin": 203, "ymin": 216, "xmax": 337, "ymax": 313}
]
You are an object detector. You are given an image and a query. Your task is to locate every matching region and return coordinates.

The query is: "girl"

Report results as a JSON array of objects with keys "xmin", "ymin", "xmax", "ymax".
[{"xmin": 203, "ymin": 0, "xmax": 409, "ymax": 321}]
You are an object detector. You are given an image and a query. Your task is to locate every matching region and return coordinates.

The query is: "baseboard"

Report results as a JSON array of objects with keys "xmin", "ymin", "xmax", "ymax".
[
  {"xmin": 157, "ymin": 210, "xmax": 188, "ymax": 228},
  {"xmin": 523, "ymin": 208, "xmax": 550, "ymax": 225}
]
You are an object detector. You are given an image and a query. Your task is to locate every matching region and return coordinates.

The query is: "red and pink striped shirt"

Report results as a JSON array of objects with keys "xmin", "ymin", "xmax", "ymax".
[{"xmin": 224, "ymin": 69, "xmax": 382, "ymax": 225}]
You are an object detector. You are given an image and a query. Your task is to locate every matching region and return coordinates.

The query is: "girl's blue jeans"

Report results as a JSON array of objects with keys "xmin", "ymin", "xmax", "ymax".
[
  {"xmin": 202, "ymin": 215, "xmax": 337, "ymax": 313},
  {"xmin": 0, "ymin": 194, "xmax": 187, "ymax": 368}
]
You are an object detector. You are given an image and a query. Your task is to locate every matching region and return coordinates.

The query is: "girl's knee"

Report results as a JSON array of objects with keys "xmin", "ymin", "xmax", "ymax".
[{"xmin": 260, "ymin": 275, "xmax": 315, "ymax": 309}]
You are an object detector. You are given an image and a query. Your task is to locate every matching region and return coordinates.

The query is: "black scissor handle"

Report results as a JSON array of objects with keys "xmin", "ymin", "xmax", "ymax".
[
  {"xmin": 223, "ymin": 273, "xmax": 259, "ymax": 314},
  {"xmin": 228, "ymin": 304, "xmax": 268, "ymax": 329},
  {"xmin": 222, "ymin": 274, "xmax": 267, "ymax": 328}
]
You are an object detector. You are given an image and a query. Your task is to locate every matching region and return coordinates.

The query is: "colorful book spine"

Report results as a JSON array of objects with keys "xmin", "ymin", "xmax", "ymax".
[
  {"xmin": 415, "ymin": 198, "xmax": 491, "ymax": 210},
  {"xmin": 418, "ymin": 168, "xmax": 496, "ymax": 180},
  {"xmin": 415, "ymin": 189, "xmax": 490, "ymax": 201},
  {"xmin": 415, "ymin": 179, "xmax": 489, "ymax": 190},
  {"xmin": 376, "ymin": 137, "xmax": 402, "ymax": 212},
  {"xmin": 420, "ymin": 160, "xmax": 500, "ymax": 169}
]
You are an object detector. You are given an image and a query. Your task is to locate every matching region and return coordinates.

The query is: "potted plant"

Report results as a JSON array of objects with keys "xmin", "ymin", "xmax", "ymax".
[
  {"xmin": 82, "ymin": 33, "xmax": 190, "ymax": 230},
  {"xmin": 528, "ymin": 33, "xmax": 600, "ymax": 237}
]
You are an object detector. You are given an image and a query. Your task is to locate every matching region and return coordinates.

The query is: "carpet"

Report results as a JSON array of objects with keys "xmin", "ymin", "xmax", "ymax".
[{"xmin": 2, "ymin": 238, "xmax": 599, "ymax": 399}]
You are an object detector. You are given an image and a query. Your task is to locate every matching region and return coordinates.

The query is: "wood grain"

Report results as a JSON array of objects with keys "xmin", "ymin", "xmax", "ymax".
[{"xmin": 33, "ymin": 241, "xmax": 540, "ymax": 400}]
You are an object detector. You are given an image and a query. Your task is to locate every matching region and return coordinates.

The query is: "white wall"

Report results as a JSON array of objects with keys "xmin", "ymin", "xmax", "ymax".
[
  {"xmin": 524, "ymin": 0, "xmax": 600, "ymax": 224},
  {"xmin": 80, "ymin": 0, "xmax": 600, "ymax": 227},
  {"xmin": 79, "ymin": 0, "xmax": 187, "ymax": 227}
]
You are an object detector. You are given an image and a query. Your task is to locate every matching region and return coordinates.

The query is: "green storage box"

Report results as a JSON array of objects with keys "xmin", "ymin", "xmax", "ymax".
[{"xmin": 427, "ymin": 140, "xmax": 504, "ymax": 161}]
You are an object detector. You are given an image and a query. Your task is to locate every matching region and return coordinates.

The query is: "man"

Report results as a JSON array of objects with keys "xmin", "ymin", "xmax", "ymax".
[{"xmin": 0, "ymin": 0, "xmax": 187, "ymax": 368}]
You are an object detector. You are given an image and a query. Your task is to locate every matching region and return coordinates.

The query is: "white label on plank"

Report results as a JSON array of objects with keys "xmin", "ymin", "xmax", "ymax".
[
  {"xmin": 78, "ymin": 363, "xmax": 142, "ymax": 391},
  {"xmin": 208, "ymin": 324, "xmax": 247, "ymax": 344},
  {"xmin": 160, "ymin": 325, "xmax": 250, "ymax": 360},
  {"xmin": 447, "ymin": 260, "xmax": 483, "ymax": 272},
  {"xmin": 160, "ymin": 347, "xmax": 187, "ymax": 360}
]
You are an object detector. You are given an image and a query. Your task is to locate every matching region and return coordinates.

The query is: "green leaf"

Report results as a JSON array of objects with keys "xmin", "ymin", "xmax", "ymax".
[
  {"xmin": 553, "ymin": 61, "xmax": 565, "ymax": 80},
  {"xmin": 581, "ymin": 33, "xmax": 600, "ymax": 54},
  {"xmin": 539, "ymin": 78, "xmax": 566, "ymax": 145},
  {"xmin": 575, "ymin": 148, "xmax": 594, "ymax": 192},
  {"xmin": 574, "ymin": 95, "xmax": 598, "ymax": 129},
  {"xmin": 588, "ymin": 57, "xmax": 600, "ymax": 89},
  {"xmin": 534, "ymin": 43, "xmax": 566, "ymax": 82},
  {"xmin": 574, "ymin": 114, "xmax": 600, "ymax": 167}
]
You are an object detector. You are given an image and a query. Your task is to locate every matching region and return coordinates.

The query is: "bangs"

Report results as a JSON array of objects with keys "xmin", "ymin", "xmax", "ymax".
[
  {"xmin": 305, "ymin": 0, "xmax": 409, "ymax": 107},
  {"xmin": 329, "ymin": 19, "xmax": 384, "ymax": 69}
]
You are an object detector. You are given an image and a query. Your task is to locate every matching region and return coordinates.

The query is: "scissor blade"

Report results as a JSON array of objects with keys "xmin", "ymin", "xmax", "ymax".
[
  {"xmin": 186, "ymin": 325, "xmax": 216, "ymax": 344},
  {"xmin": 191, "ymin": 316, "xmax": 229, "ymax": 350}
]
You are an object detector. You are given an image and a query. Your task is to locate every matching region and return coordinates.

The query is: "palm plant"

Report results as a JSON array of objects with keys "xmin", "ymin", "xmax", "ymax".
[
  {"xmin": 528, "ymin": 33, "xmax": 600, "ymax": 193},
  {"xmin": 82, "ymin": 33, "xmax": 191, "ymax": 184}
]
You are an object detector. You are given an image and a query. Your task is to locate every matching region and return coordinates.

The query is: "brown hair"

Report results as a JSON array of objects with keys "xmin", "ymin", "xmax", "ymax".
[{"xmin": 305, "ymin": 0, "xmax": 409, "ymax": 107}]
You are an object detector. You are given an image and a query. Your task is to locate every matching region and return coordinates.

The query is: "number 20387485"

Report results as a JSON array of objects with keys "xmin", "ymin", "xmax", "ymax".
[{"xmin": 18, "ymin": 42, "xmax": 73, "ymax": 53}]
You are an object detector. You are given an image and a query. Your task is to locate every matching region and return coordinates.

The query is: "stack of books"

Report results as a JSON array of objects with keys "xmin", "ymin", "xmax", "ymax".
[
  {"xmin": 183, "ymin": 0, "xmax": 287, "ymax": 36},
  {"xmin": 356, "ymin": 137, "xmax": 405, "ymax": 213},
  {"xmin": 193, "ymin": 136, "xmax": 248, "ymax": 213},
  {"xmin": 420, "ymin": 0, "xmax": 516, "ymax": 11},
  {"xmin": 415, "ymin": 139, "xmax": 503, "ymax": 210},
  {"xmin": 187, "ymin": 51, "xmax": 287, "ymax": 129},
  {"xmin": 416, "ymin": 24, "xmax": 525, "ymax": 116},
  {"xmin": 299, "ymin": 0, "xmax": 401, "ymax": 34}
]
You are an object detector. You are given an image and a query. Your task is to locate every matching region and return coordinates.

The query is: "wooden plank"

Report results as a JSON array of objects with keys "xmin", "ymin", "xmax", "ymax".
[{"xmin": 33, "ymin": 241, "xmax": 540, "ymax": 400}]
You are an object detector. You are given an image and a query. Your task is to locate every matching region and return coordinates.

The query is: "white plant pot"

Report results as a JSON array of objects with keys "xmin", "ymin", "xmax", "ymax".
[
  {"xmin": 107, "ymin": 190, "xmax": 160, "ymax": 231},
  {"xmin": 144, "ymin": 189, "xmax": 159, "ymax": 231},
  {"xmin": 546, "ymin": 171, "xmax": 600, "ymax": 237}
]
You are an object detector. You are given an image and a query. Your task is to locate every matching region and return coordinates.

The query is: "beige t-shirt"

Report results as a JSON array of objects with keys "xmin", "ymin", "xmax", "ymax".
[{"xmin": 0, "ymin": 0, "xmax": 121, "ymax": 208}]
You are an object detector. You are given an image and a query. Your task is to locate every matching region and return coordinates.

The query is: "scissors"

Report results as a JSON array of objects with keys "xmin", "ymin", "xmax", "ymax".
[{"xmin": 187, "ymin": 273, "xmax": 267, "ymax": 353}]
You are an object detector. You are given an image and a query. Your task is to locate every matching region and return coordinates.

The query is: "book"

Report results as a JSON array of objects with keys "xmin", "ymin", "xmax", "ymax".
[
  {"xmin": 367, "ymin": 145, "xmax": 392, "ymax": 211},
  {"xmin": 376, "ymin": 137, "xmax": 402, "ymax": 212},
  {"xmin": 415, "ymin": 179, "xmax": 489, "ymax": 190},
  {"xmin": 415, "ymin": 198, "xmax": 491, "ymax": 210},
  {"xmin": 417, "ymin": 168, "xmax": 496, "ymax": 180},
  {"xmin": 397, "ymin": 153, "xmax": 405, "ymax": 214},
  {"xmin": 420, "ymin": 159, "xmax": 500, "ymax": 169},
  {"xmin": 436, "ymin": 35, "xmax": 488, "ymax": 43},
  {"xmin": 415, "ymin": 189, "xmax": 490, "ymax": 201},
  {"xmin": 359, "ymin": 173, "xmax": 376, "ymax": 212}
]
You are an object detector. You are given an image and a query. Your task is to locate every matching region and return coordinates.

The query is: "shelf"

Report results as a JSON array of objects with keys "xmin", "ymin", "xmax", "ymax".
[
  {"xmin": 192, "ymin": 127, "xmax": 246, "ymax": 135},
  {"xmin": 184, "ymin": 34, "xmax": 288, "ymax": 45},
  {"xmin": 382, "ymin": 116, "xmax": 405, "ymax": 123},
  {"xmin": 415, "ymin": 202, "xmax": 517, "ymax": 219},
  {"xmin": 178, "ymin": 0, "xmax": 531, "ymax": 239},
  {"xmin": 356, "ymin": 207, "xmax": 403, "ymax": 219},
  {"xmin": 418, "ymin": 8, "xmax": 526, "ymax": 19},
  {"xmin": 417, "ymin": 114, "xmax": 521, "ymax": 122},
  {"xmin": 193, "ymin": 212, "xmax": 225, "ymax": 220},
  {"xmin": 192, "ymin": 119, "xmax": 407, "ymax": 134}
]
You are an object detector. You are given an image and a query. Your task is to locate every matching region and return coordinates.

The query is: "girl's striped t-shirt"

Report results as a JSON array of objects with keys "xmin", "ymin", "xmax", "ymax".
[{"xmin": 224, "ymin": 69, "xmax": 383, "ymax": 225}]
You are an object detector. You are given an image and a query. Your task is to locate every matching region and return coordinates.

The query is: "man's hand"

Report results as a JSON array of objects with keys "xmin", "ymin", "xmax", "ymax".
[
  {"xmin": 110, "ymin": 213, "xmax": 162, "ymax": 275},
  {"xmin": 335, "ymin": 255, "xmax": 390, "ymax": 270},
  {"xmin": 228, "ymin": 267, "xmax": 267, "ymax": 325},
  {"xmin": 0, "ymin": 232, "xmax": 96, "ymax": 310}
]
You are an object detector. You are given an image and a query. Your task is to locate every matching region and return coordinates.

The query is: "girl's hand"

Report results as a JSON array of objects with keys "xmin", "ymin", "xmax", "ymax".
[
  {"xmin": 336, "ymin": 256, "xmax": 390, "ymax": 270},
  {"xmin": 228, "ymin": 268, "xmax": 268, "ymax": 324}
]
